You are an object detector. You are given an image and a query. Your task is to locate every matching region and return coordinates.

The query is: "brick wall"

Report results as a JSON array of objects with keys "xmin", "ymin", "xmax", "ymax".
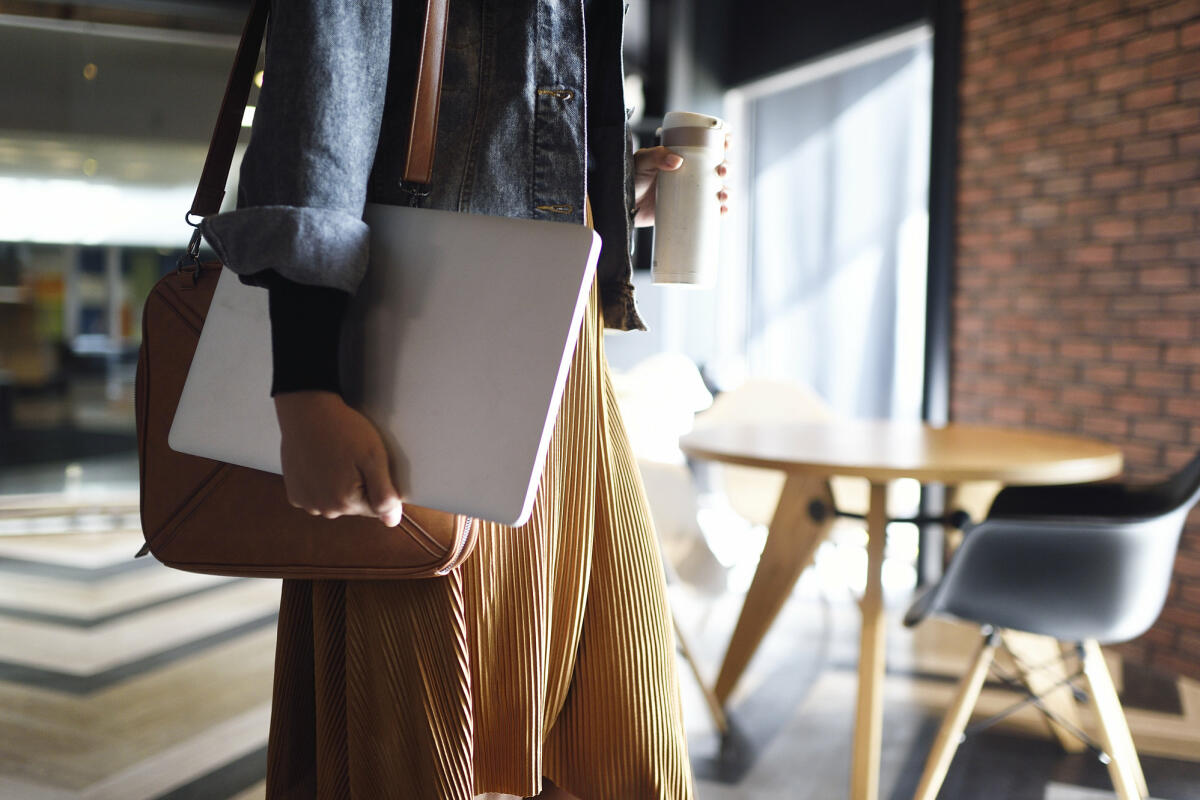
[{"xmin": 954, "ymin": 0, "xmax": 1200, "ymax": 679}]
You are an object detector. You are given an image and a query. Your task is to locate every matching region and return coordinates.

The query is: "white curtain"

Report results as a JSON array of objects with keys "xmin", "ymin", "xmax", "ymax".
[{"xmin": 744, "ymin": 31, "xmax": 932, "ymax": 420}]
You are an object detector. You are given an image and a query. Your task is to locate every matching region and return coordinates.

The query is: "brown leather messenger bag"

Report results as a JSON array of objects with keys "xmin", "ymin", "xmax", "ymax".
[{"xmin": 134, "ymin": 0, "xmax": 480, "ymax": 579}]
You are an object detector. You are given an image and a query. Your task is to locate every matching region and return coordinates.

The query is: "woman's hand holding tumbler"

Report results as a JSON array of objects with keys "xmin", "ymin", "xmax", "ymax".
[{"xmin": 274, "ymin": 390, "xmax": 405, "ymax": 527}]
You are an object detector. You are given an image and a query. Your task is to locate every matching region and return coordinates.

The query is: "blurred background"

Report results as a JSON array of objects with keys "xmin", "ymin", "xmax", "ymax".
[{"xmin": 1, "ymin": 1, "xmax": 1199, "ymax": 799}]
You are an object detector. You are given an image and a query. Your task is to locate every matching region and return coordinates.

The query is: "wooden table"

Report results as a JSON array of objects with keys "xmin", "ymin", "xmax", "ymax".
[{"xmin": 679, "ymin": 420, "xmax": 1123, "ymax": 800}]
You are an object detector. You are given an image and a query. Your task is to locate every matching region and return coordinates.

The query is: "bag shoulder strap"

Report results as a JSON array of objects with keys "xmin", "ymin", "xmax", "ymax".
[{"xmin": 189, "ymin": 0, "xmax": 448, "ymax": 218}]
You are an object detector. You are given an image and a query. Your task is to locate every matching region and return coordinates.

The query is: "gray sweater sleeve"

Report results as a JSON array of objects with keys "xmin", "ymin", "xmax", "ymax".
[{"xmin": 197, "ymin": 0, "xmax": 392, "ymax": 295}]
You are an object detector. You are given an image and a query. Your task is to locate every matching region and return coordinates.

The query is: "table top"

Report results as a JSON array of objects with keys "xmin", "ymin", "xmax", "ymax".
[{"xmin": 679, "ymin": 420, "xmax": 1123, "ymax": 485}]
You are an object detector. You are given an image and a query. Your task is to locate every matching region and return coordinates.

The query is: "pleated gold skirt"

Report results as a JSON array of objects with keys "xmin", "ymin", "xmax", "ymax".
[{"xmin": 264, "ymin": 268, "xmax": 695, "ymax": 798}]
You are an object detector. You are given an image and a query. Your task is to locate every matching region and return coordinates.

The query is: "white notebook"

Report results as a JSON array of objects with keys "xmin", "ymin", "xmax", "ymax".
[{"xmin": 169, "ymin": 203, "xmax": 601, "ymax": 527}]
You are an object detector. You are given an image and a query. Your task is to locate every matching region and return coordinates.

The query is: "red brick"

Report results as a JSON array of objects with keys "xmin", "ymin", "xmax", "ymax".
[
  {"xmin": 1018, "ymin": 201, "xmax": 1061, "ymax": 223},
  {"xmin": 1047, "ymin": 77, "xmax": 1091, "ymax": 100},
  {"xmin": 1165, "ymin": 293, "xmax": 1200, "ymax": 313},
  {"xmin": 1133, "ymin": 368, "xmax": 1185, "ymax": 391},
  {"xmin": 1026, "ymin": 103, "xmax": 1070, "ymax": 128},
  {"xmin": 999, "ymin": 134, "xmax": 1041, "ymax": 154},
  {"xmin": 1123, "ymin": 441, "xmax": 1166, "ymax": 467},
  {"xmin": 1142, "ymin": 213, "xmax": 1196, "ymax": 237},
  {"xmin": 1118, "ymin": 242, "xmax": 1172, "ymax": 262},
  {"xmin": 1032, "ymin": 405, "xmax": 1076, "ymax": 428},
  {"xmin": 1175, "ymin": 241, "xmax": 1200, "ymax": 260},
  {"xmin": 1091, "ymin": 218, "xmax": 1136, "ymax": 239},
  {"xmin": 1167, "ymin": 396, "xmax": 1200, "ymax": 417},
  {"xmin": 1072, "ymin": 96, "xmax": 1120, "ymax": 121},
  {"xmin": 1084, "ymin": 363, "xmax": 1131, "ymax": 385},
  {"xmin": 1116, "ymin": 189, "xmax": 1170, "ymax": 212},
  {"xmin": 1146, "ymin": 106, "xmax": 1200, "ymax": 133},
  {"xmin": 1081, "ymin": 409, "xmax": 1131, "ymax": 436},
  {"xmin": 1059, "ymin": 340, "xmax": 1106, "ymax": 361},
  {"xmin": 1159, "ymin": 605, "xmax": 1200, "ymax": 630},
  {"xmin": 1094, "ymin": 15, "xmax": 1145, "ymax": 43},
  {"xmin": 1092, "ymin": 167, "xmax": 1140, "ymax": 190},
  {"xmin": 1123, "ymin": 30, "xmax": 1180, "ymax": 61},
  {"xmin": 1022, "ymin": 152, "xmax": 1062, "ymax": 174},
  {"xmin": 1027, "ymin": 57, "xmax": 1068, "ymax": 82},
  {"xmin": 1085, "ymin": 269, "xmax": 1135, "ymax": 290},
  {"xmin": 1069, "ymin": 244, "xmax": 1115, "ymax": 266},
  {"xmin": 1181, "ymin": 77, "xmax": 1200, "ymax": 101},
  {"xmin": 1113, "ymin": 295, "xmax": 1162, "ymax": 314},
  {"xmin": 1043, "ymin": 174, "xmax": 1086, "ymax": 194},
  {"xmin": 1062, "ymin": 385, "xmax": 1106, "ymax": 405},
  {"xmin": 1071, "ymin": 46, "xmax": 1121, "ymax": 71},
  {"xmin": 1029, "ymin": 11, "xmax": 1074, "ymax": 38},
  {"xmin": 1149, "ymin": 52, "xmax": 1200, "ymax": 81},
  {"xmin": 1165, "ymin": 343, "xmax": 1200, "ymax": 366},
  {"xmin": 1146, "ymin": 160, "xmax": 1200, "ymax": 184},
  {"xmin": 1140, "ymin": 266, "xmax": 1192, "ymax": 288},
  {"xmin": 1073, "ymin": 0, "xmax": 1122, "ymax": 25},
  {"xmin": 1123, "ymin": 83, "xmax": 1178, "ymax": 109},
  {"xmin": 1002, "ymin": 87, "xmax": 1045, "ymax": 112},
  {"xmin": 1066, "ymin": 195, "xmax": 1112, "ymax": 216},
  {"xmin": 1050, "ymin": 28, "xmax": 1095, "ymax": 54},
  {"xmin": 1065, "ymin": 143, "xmax": 1117, "ymax": 168},
  {"xmin": 1119, "ymin": 137, "xmax": 1174, "ymax": 161},
  {"xmin": 1095, "ymin": 64, "xmax": 1147, "ymax": 91},
  {"xmin": 1110, "ymin": 342, "xmax": 1160, "ymax": 362},
  {"xmin": 1093, "ymin": 117, "xmax": 1145, "ymax": 140},
  {"xmin": 1136, "ymin": 317, "xmax": 1192, "ymax": 339},
  {"xmin": 1177, "ymin": 185, "xmax": 1200, "ymax": 207},
  {"xmin": 1148, "ymin": 0, "xmax": 1200, "ymax": 28},
  {"xmin": 1111, "ymin": 393, "xmax": 1162, "ymax": 415},
  {"xmin": 965, "ymin": 7, "xmax": 1003, "ymax": 33},
  {"xmin": 1184, "ymin": 19, "xmax": 1200, "ymax": 47}
]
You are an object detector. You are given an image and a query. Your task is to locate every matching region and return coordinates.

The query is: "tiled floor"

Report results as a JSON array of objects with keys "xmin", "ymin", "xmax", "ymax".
[{"xmin": 2, "ymin": 455, "xmax": 1198, "ymax": 799}]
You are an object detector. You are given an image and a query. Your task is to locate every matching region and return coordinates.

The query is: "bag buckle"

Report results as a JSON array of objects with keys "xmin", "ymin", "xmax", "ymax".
[
  {"xmin": 401, "ymin": 181, "xmax": 431, "ymax": 208},
  {"xmin": 175, "ymin": 227, "xmax": 204, "ymax": 286}
]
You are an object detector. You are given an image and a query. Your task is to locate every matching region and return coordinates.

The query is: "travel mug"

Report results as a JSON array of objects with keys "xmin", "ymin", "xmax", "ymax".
[{"xmin": 651, "ymin": 110, "xmax": 727, "ymax": 287}]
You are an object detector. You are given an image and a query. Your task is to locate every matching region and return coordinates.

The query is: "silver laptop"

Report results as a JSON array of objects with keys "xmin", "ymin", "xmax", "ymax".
[{"xmin": 169, "ymin": 203, "xmax": 601, "ymax": 527}]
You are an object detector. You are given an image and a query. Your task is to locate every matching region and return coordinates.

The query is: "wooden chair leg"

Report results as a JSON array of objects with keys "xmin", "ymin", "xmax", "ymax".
[
  {"xmin": 673, "ymin": 614, "xmax": 729, "ymax": 735},
  {"xmin": 1081, "ymin": 640, "xmax": 1148, "ymax": 800},
  {"xmin": 913, "ymin": 632, "xmax": 998, "ymax": 800},
  {"xmin": 1002, "ymin": 630, "xmax": 1088, "ymax": 753}
]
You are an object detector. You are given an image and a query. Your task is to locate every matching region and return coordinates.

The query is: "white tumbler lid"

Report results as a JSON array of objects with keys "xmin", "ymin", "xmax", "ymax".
[{"xmin": 662, "ymin": 110, "xmax": 725, "ymax": 130}]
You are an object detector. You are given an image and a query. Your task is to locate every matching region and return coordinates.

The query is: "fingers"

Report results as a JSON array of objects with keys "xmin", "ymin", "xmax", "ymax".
[
  {"xmin": 716, "ymin": 153, "xmax": 730, "ymax": 214},
  {"xmin": 283, "ymin": 449, "xmax": 402, "ymax": 526},
  {"xmin": 635, "ymin": 145, "xmax": 683, "ymax": 175},
  {"xmin": 359, "ymin": 448, "xmax": 404, "ymax": 527}
]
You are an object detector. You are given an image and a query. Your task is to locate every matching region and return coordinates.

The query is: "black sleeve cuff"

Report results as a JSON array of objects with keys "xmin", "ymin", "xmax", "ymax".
[{"xmin": 254, "ymin": 270, "xmax": 351, "ymax": 397}]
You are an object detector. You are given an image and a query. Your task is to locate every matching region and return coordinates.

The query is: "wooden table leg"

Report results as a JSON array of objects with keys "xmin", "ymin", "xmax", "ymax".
[
  {"xmin": 713, "ymin": 474, "xmax": 835, "ymax": 704},
  {"xmin": 850, "ymin": 482, "xmax": 889, "ymax": 800},
  {"xmin": 944, "ymin": 480, "xmax": 1001, "ymax": 560}
]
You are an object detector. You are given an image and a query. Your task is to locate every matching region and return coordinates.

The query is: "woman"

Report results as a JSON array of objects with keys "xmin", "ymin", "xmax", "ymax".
[{"xmin": 199, "ymin": 1, "xmax": 729, "ymax": 797}]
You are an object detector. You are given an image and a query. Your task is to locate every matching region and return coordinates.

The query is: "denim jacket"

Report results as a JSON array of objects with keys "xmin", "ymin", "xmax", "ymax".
[{"xmin": 198, "ymin": 0, "xmax": 647, "ymax": 334}]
